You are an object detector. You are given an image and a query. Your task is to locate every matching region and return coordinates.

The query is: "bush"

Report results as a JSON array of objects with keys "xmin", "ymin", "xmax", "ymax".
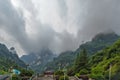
[
  {"xmin": 59, "ymin": 75, "xmax": 69, "ymax": 80},
  {"xmin": 89, "ymin": 67, "xmax": 104, "ymax": 80},
  {"xmin": 89, "ymin": 73, "xmax": 104, "ymax": 80},
  {"xmin": 0, "ymin": 70, "xmax": 7, "ymax": 75},
  {"xmin": 67, "ymin": 67, "xmax": 75, "ymax": 76},
  {"xmin": 75, "ymin": 73, "xmax": 80, "ymax": 77},
  {"xmin": 54, "ymin": 70, "xmax": 64, "ymax": 76},
  {"xmin": 79, "ymin": 69, "xmax": 89, "ymax": 75},
  {"xmin": 12, "ymin": 74, "xmax": 21, "ymax": 80},
  {"xmin": 54, "ymin": 70, "xmax": 64, "ymax": 80},
  {"xmin": 20, "ymin": 69, "xmax": 34, "ymax": 77}
]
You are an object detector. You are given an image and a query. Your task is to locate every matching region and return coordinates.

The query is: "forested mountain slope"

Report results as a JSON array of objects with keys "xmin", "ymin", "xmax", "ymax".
[{"xmin": 44, "ymin": 33, "xmax": 120, "ymax": 71}]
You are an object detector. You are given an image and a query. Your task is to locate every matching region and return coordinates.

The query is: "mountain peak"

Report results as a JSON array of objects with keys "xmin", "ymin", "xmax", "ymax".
[
  {"xmin": 0, "ymin": 43, "xmax": 26, "ymax": 68},
  {"xmin": 92, "ymin": 32, "xmax": 119, "ymax": 42}
]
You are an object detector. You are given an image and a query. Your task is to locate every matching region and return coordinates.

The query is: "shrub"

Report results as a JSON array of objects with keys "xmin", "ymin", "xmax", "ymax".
[
  {"xmin": 67, "ymin": 67, "xmax": 75, "ymax": 76},
  {"xmin": 20, "ymin": 69, "xmax": 34, "ymax": 77},
  {"xmin": 79, "ymin": 69, "xmax": 89, "ymax": 75},
  {"xmin": 59, "ymin": 75, "xmax": 69, "ymax": 80},
  {"xmin": 12, "ymin": 74, "xmax": 21, "ymax": 80},
  {"xmin": 54, "ymin": 70, "xmax": 64, "ymax": 80},
  {"xmin": 89, "ymin": 67, "xmax": 104, "ymax": 80},
  {"xmin": 54, "ymin": 70, "xmax": 64, "ymax": 76},
  {"xmin": 75, "ymin": 73, "xmax": 80, "ymax": 77},
  {"xmin": 0, "ymin": 70, "xmax": 7, "ymax": 75},
  {"xmin": 89, "ymin": 73, "xmax": 104, "ymax": 80}
]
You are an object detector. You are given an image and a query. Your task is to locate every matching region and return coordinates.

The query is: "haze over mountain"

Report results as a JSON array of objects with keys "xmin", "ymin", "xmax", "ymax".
[
  {"xmin": 21, "ymin": 49, "xmax": 56, "ymax": 72},
  {"xmin": 0, "ymin": 0, "xmax": 120, "ymax": 56}
]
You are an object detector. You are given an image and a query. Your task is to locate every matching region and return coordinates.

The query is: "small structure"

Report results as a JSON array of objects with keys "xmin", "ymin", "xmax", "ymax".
[
  {"xmin": 12, "ymin": 69, "xmax": 21, "ymax": 75},
  {"xmin": 44, "ymin": 71, "xmax": 54, "ymax": 77}
]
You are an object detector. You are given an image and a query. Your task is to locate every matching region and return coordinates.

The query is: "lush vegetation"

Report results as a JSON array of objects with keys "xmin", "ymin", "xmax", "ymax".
[
  {"xmin": 74, "ymin": 49, "xmax": 88, "ymax": 73},
  {"xmin": 0, "ymin": 57, "xmax": 17, "ymax": 74},
  {"xmin": 12, "ymin": 69, "xmax": 34, "ymax": 80},
  {"xmin": 59, "ymin": 76, "xmax": 69, "ymax": 80},
  {"xmin": 44, "ymin": 33, "xmax": 120, "ymax": 72},
  {"xmin": 89, "ymin": 39, "xmax": 120, "ymax": 80},
  {"xmin": 0, "ymin": 43, "xmax": 26, "ymax": 72},
  {"xmin": 0, "ymin": 43, "xmax": 34, "ymax": 80},
  {"xmin": 72, "ymin": 39, "xmax": 120, "ymax": 80},
  {"xmin": 45, "ymin": 51, "xmax": 75, "ymax": 71}
]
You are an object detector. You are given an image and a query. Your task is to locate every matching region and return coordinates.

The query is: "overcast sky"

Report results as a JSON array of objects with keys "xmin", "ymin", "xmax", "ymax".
[{"xmin": 0, "ymin": 0, "xmax": 120, "ymax": 57}]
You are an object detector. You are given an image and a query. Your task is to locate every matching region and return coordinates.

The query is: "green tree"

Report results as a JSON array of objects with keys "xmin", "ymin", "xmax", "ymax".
[
  {"xmin": 79, "ymin": 69, "xmax": 89, "ymax": 75},
  {"xmin": 74, "ymin": 49, "xmax": 88, "ymax": 73}
]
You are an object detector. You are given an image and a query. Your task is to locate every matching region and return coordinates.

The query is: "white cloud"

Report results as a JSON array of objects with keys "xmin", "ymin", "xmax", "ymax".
[{"xmin": 0, "ymin": 0, "xmax": 120, "ymax": 56}]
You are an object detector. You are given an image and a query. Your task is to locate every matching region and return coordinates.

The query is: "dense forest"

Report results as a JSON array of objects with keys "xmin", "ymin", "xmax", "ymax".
[
  {"xmin": 48, "ymin": 33, "xmax": 120, "ymax": 80},
  {"xmin": 67, "ymin": 39, "xmax": 120, "ymax": 80},
  {"xmin": 44, "ymin": 33, "xmax": 120, "ymax": 71}
]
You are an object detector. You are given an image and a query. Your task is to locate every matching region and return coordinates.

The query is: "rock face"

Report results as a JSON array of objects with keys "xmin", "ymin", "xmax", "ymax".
[
  {"xmin": 0, "ymin": 43, "xmax": 26, "ymax": 69},
  {"xmin": 20, "ymin": 49, "xmax": 55, "ymax": 72}
]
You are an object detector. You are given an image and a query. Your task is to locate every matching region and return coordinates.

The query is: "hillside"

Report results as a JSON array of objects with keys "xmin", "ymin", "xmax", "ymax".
[
  {"xmin": 0, "ymin": 43, "xmax": 26, "ymax": 71},
  {"xmin": 76, "ymin": 32, "xmax": 120, "ymax": 55},
  {"xmin": 45, "ymin": 51, "xmax": 74, "ymax": 71},
  {"xmin": 44, "ymin": 32, "xmax": 120, "ymax": 71},
  {"xmin": 88, "ymin": 39, "xmax": 120, "ymax": 80}
]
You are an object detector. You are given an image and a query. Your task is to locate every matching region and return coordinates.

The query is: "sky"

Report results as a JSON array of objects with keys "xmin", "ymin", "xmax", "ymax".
[{"xmin": 0, "ymin": 0, "xmax": 120, "ymax": 57}]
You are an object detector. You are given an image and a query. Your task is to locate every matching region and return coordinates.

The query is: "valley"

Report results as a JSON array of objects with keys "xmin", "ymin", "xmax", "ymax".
[
  {"xmin": 0, "ymin": 32, "xmax": 120, "ymax": 80},
  {"xmin": 0, "ymin": 0, "xmax": 120, "ymax": 80}
]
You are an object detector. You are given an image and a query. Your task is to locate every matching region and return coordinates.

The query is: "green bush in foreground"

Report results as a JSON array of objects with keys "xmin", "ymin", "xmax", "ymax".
[
  {"xmin": 79, "ymin": 69, "xmax": 89, "ymax": 75},
  {"xmin": 54, "ymin": 70, "xmax": 64, "ymax": 76},
  {"xmin": 0, "ymin": 70, "xmax": 8, "ymax": 75},
  {"xmin": 59, "ymin": 75, "xmax": 69, "ymax": 80},
  {"xmin": 20, "ymin": 69, "xmax": 34, "ymax": 77},
  {"xmin": 12, "ymin": 74, "xmax": 21, "ymax": 80}
]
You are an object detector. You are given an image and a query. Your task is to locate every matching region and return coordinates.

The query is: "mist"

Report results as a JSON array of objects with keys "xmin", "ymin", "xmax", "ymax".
[{"xmin": 0, "ymin": 0, "xmax": 120, "ymax": 56}]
